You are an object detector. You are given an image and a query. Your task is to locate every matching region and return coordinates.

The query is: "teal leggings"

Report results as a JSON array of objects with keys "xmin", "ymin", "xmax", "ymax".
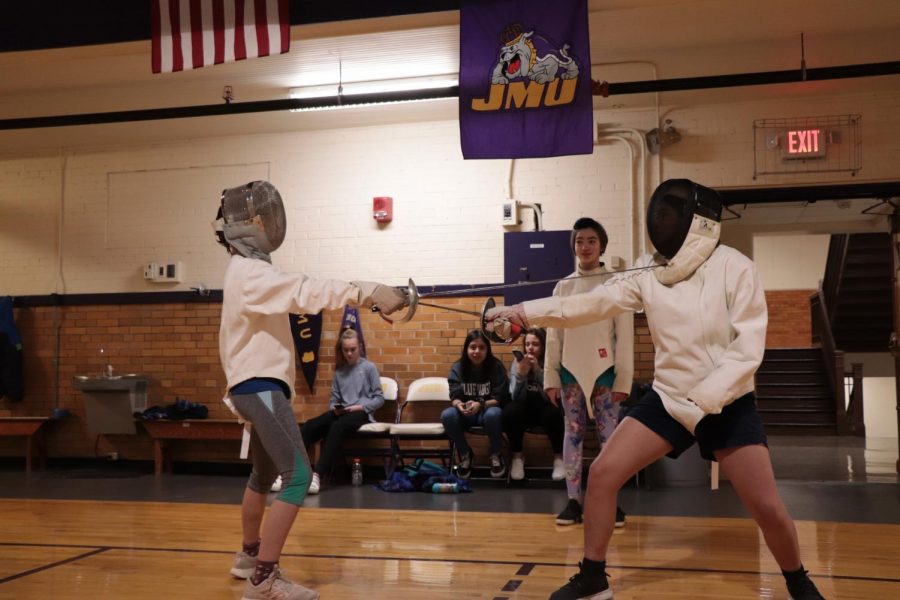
[{"xmin": 230, "ymin": 390, "xmax": 312, "ymax": 506}]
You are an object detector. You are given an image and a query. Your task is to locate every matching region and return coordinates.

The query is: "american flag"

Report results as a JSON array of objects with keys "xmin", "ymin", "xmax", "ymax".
[{"xmin": 151, "ymin": 0, "xmax": 290, "ymax": 74}]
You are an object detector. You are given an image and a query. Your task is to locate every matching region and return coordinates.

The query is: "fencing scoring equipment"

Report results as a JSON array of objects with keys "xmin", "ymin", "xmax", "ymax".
[
  {"xmin": 214, "ymin": 180, "xmax": 287, "ymax": 263},
  {"xmin": 647, "ymin": 178, "xmax": 722, "ymax": 285}
]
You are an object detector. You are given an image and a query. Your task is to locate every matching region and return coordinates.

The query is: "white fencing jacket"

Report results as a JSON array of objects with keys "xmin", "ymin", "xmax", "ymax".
[
  {"xmin": 544, "ymin": 264, "xmax": 634, "ymax": 397},
  {"xmin": 523, "ymin": 246, "xmax": 767, "ymax": 433},
  {"xmin": 219, "ymin": 254, "xmax": 360, "ymax": 400}
]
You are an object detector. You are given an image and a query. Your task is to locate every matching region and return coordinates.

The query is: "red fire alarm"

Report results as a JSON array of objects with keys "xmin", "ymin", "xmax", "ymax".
[{"xmin": 373, "ymin": 197, "xmax": 393, "ymax": 223}]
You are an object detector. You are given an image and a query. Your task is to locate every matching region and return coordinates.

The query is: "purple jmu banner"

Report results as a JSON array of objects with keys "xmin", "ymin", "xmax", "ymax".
[{"xmin": 459, "ymin": 0, "xmax": 593, "ymax": 159}]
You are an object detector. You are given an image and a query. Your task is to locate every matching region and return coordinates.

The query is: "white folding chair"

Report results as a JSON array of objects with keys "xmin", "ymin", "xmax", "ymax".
[
  {"xmin": 344, "ymin": 376, "xmax": 399, "ymax": 477},
  {"xmin": 389, "ymin": 376, "xmax": 453, "ymax": 467}
]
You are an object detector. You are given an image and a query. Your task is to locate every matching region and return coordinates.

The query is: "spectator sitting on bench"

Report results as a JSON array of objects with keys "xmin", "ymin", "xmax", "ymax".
[
  {"xmin": 441, "ymin": 329, "xmax": 510, "ymax": 480},
  {"xmin": 301, "ymin": 328, "xmax": 384, "ymax": 494},
  {"xmin": 502, "ymin": 327, "xmax": 565, "ymax": 481}
]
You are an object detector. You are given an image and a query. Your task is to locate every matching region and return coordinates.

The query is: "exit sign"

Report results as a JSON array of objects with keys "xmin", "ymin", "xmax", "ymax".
[{"xmin": 783, "ymin": 128, "xmax": 826, "ymax": 159}]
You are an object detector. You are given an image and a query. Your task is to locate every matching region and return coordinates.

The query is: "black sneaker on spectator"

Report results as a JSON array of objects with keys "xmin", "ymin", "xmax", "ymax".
[
  {"xmin": 489, "ymin": 453, "xmax": 507, "ymax": 478},
  {"xmin": 456, "ymin": 450, "xmax": 474, "ymax": 479},
  {"xmin": 615, "ymin": 506, "xmax": 626, "ymax": 528},
  {"xmin": 555, "ymin": 499, "xmax": 583, "ymax": 525},
  {"xmin": 787, "ymin": 569, "xmax": 826, "ymax": 599},
  {"xmin": 548, "ymin": 563, "xmax": 612, "ymax": 600}
]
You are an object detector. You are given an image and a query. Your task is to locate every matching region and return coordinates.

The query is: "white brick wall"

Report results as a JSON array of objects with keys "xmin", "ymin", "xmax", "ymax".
[{"xmin": 1, "ymin": 88, "xmax": 899, "ymax": 295}]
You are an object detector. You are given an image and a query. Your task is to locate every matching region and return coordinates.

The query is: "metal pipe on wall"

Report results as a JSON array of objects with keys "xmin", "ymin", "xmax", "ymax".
[
  {"xmin": 595, "ymin": 135, "xmax": 637, "ymax": 264},
  {"xmin": 2, "ymin": 61, "xmax": 899, "ymax": 131},
  {"xmin": 597, "ymin": 128, "xmax": 647, "ymax": 257}
]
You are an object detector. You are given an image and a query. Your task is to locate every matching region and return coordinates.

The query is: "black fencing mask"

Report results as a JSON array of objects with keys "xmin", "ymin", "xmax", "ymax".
[{"xmin": 647, "ymin": 179, "xmax": 722, "ymax": 259}]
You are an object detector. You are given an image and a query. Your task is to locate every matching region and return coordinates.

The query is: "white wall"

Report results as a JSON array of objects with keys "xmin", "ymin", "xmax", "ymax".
[
  {"xmin": 753, "ymin": 233, "xmax": 830, "ymax": 290},
  {"xmin": 2, "ymin": 89, "xmax": 900, "ymax": 296},
  {"xmin": 863, "ymin": 377, "xmax": 899, "ymax": 439}
]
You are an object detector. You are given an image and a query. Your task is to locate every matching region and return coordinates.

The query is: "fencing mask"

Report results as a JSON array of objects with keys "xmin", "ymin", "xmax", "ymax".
[
  {"xmin": 647, "ymin": 179, "xmax": 722, "ymax": 284},
  {"xmin": 213, "ymin": 181, "xmax": 286, "ymax": 262}
]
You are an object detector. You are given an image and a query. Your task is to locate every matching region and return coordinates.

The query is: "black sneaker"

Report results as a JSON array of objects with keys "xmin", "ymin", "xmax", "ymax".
[
  {"xmin": 615, "ymin": 506, "xmax": 626, "ymax": 528},
  {"xmin": 555, "ymin": 499, "xmax": 583, "ymax": 525},
  {"xmin": 456, "ymin": 450, "xmax": 474, "ymax": 479},
  {"xmin": 787, "ymin": 570, "xmax": 825, "ymax": 599},
  {"xmin": 549, "ymin": 564, "xmax": 612, "ymax": 600},
  {"xmin": 489, "ymin": 452, "xmax": 507, "ymax": 478}
]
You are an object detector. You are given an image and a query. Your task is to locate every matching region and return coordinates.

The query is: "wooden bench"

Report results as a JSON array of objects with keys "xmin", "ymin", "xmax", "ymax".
[
  {"xmin": 140, "ymin": 419, "xmax": 244, "ymax": 475},
  {"xmin": 0, "ymin": 417, "xmax": 49, "ymax": 474}
]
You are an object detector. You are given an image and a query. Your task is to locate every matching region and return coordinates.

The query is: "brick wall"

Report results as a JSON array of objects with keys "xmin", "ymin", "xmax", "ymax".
[
  {"xmin": 0, "ymin": 299, "xmax": 656, "ymax": 468},
  {"xmin": 764, "ymin": 290, "xmax": 815, "ymax": 348}
]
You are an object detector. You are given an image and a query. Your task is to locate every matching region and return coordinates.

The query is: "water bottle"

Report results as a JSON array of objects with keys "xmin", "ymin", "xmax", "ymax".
[
  {"xmin": 351, "ymin": 458, "xmax": 363, "ymax": 487},
  {"xmin": 431, "ymin": 482, "xmax": 458, "ymax": 493}
]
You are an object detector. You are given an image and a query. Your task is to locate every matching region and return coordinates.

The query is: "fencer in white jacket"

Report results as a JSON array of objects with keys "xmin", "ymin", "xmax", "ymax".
[
  {"xmin": 487, "ymin": 179, "xmax": 826, "ymax": 600},
  {"xmin": 214, "ymin": 181, "xmax": 407, "ymax": 600},
  {"xmin": 535, "ymin": 245, "xmax": 763, "ymax": 435}
]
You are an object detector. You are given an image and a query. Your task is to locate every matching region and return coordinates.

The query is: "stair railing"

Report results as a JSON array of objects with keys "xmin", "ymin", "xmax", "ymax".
[
  {"xmin": 810, "ymin": 290, "xmax": 852, "ymax": 434},
  {"xmin": 821, "ymin": 234, "xmax": 849, "ymax": 326},
  {"xmin": 845, "ymin": 362, "xmax": 866, "ymax": 436}
]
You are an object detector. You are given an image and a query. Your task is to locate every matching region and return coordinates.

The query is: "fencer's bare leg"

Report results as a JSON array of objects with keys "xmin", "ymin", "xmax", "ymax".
[
  {"xmin": 715, "ymin": 444, "xmax": 802, "ymax": 571},
  {"xmin": 241, "ymin": 486, "xmax": 268, "ymax": 545},
  {"xmin": 582, "ymin": 417, "xmax": 672, "ymax": 560},
  {"xmin": 257, "ymin": 500, "xmax": 300, "ymax": 562}
]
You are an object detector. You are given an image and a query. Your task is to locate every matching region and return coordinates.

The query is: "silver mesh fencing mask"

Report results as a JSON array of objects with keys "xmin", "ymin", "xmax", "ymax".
[
  {"xmin": 213, "ymin": 181, "xmax": 286, "ymax": 261},
  {"xmin": 647, "ymin": 179, "xmax": 722, "ymax": 260}
]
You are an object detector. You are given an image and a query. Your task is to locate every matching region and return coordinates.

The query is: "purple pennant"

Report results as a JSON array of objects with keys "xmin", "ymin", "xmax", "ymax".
[{"xmin": 289, "ymin": 312, "xmax": 323, "ymax": 393}]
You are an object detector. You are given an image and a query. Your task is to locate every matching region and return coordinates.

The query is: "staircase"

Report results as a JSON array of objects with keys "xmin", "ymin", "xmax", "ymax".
[
  {"xmin": 756, "ymin": 348, "xmax": 838, "ymax": 435},
  {"xmin": 826, "ymin": 233, "xmax": 893, "ymax": 353}
]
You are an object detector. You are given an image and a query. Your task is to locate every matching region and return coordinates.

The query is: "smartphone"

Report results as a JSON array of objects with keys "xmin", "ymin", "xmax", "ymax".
[{"xmin": 512, "ymin": 350, "xmax": 525, "ymax": 362}]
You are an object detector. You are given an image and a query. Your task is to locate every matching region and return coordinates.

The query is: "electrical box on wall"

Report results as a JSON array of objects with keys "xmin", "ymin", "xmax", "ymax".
[
  {"xmin": 373, "ymin": 197, "xmax": 393, "ymax": 223},
  {"xmin": 143, "ymin": 261, "xmax": 182, "ymax": 283},
  {"xmin": 143, "ymin": 263, "xmax": 158, "ymax": 280},
  {"xmin": 502, "ymin": 200, "xmax": 520, "ymax": 226}
]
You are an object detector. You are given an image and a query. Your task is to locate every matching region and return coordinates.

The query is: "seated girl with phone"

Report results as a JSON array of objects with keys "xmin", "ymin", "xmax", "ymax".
[
  {"xmin": 502, "ymin": 328, "xmax": 565, "ymax": 481},
  {"xmin": 299, "ymin": 328, "xmax": 385, "ymax": 494}
]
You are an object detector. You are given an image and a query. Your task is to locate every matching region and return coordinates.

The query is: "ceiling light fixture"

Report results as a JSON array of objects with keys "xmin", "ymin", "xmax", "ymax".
[
  {"xmin": 288, "ymin": 75, "xmax": 459, "ymax": 111},
  {"xmin": 290, "ymin": 75, "xmax": 458, "ymax": 99}
]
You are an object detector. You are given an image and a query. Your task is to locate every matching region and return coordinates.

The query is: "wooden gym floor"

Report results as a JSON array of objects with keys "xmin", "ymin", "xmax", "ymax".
[
  {"xmin": 1, "ymin": 497, "xmax": 899, "ymax": 599},
  {"xmin": 1, "ymin": 436, "xmax": 898, "ymax": 598}
]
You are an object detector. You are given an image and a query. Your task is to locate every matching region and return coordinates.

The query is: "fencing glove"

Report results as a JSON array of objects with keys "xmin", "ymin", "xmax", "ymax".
[
  {"xmin": 353, "ymin": 281, "xmax": 408, "ymax": 315},
  {"xmin": 484, "ymin": 303, "xmax": 529, "ymax": 340}
]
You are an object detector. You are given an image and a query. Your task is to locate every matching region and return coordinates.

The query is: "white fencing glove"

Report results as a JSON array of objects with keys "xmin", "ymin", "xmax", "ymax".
[{"xmin": 353, "ymin": 281, "xmax": 408, "ymax": 315}]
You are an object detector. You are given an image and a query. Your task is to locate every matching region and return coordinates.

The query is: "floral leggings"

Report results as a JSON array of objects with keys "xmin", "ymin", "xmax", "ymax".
[{"xmin": 561, "ymin": 382, "xmax": 619, "ymax": 501}]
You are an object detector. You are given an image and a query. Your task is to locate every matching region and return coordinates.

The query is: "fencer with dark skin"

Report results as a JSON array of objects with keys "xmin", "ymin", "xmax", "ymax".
[{"xmin": 486, "ymin": 179, "xmax": 826, "ymax": 600}]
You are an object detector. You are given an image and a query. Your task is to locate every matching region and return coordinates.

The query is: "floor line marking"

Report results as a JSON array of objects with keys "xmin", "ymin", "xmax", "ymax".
[{"xmin": 0, "ymin": 547, "xmax": 109, "ymax": 584}]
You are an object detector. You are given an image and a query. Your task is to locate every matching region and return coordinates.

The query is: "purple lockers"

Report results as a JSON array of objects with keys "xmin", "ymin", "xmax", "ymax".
[{"xmin": 503, "ymin": 230, "xmax": 574, "ymax": 305}]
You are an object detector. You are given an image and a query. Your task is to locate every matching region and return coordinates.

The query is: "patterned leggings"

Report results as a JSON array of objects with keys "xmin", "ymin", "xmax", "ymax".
[{"xmin": 561, "ymin": 382, "xmax": 620, "ymax": 501}]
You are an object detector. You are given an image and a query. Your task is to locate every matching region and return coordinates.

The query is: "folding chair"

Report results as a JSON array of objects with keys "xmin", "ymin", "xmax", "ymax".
[
  {"xmin": 389, "ymin": 376, "xmax": 453, "ymax": 468},
  {"xmin": 343, "ymin": 376, "xmax": 399, "ymax": 477}
]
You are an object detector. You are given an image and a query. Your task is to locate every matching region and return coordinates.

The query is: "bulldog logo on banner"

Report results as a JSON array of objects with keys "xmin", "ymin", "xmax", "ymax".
[{"xmin": 459, "ymin": 0, "xmax": 592, "ymax": 159}]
